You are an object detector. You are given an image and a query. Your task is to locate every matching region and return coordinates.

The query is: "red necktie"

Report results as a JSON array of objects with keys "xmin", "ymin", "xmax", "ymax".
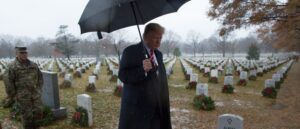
[{"xmin": 150, "ymin": 50, "xmax": 155, "ymax": 66}]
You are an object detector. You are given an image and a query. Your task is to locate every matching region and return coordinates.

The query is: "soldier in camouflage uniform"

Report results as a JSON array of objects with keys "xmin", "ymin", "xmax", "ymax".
[{"xmin": 3, "ymin": 47, "xmax": 43, "ymax": 129}]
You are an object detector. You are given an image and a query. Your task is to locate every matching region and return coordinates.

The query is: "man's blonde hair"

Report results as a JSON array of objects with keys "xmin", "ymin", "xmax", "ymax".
[{"xmin": 143, "ymin": 23, "xmax": 165, "ymax": 36}]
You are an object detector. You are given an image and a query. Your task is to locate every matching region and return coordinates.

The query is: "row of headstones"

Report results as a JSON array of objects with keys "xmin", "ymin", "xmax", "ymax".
[
  {"xmin": 37, "ymin": 59, "xmax": 52, "ymax": 71},
  {"xmin": 47, "ymin": 59, "xmax": 56, "ymax": 71},
  {"xmin": 184, "ymin": 57, "xmax": 226, "ymax": 72},
  {"xmin": 0, "ymin": 63, "xmax": 5, "ymax": 80},
  {"xmin": 59, "ymin": 59, "xmax": 96, "ymax": 78},
  {"xmin": 106, "ymin": 58, "xmax": 119, "ymax": 82},
  {"xmin": 236, "ymin": 59, "xmax": 291, "ymax": 87},
  {"xmin": 233, "ymin": 57, "xmax": 289, "ymax": 75},
  {"xmin": 61, "ymin": 61, "xmax": 101, "ymax": 91},
  {"xmin": 163, "ymin": 56, "xmax": 174, "ymax": 64},
  {"xmin": 86, "ymin": 61, "xmax": 102, "ymax": 92},
  {"xmin": 180, "ymin": 58, "xmax": 194, "ymax": 80},
  {"xmin": 186, "ymin": 57, "xmax": 289, "ymax": 93},
  {"xmin": 0, "ymin": 59, "xmax": 9, "ymax": 68},
  {"xmin": 184, "ymin": 58, "xmax": 223, "ymax": 80},
  {"xmin": 165, "ymin": 57, "xmax": 176, "ymax": 77},
  {"xmin": 185, "ymin": 57, "xmax": 225, "ymax": 71},
  {"xmin": 264, "ymin": 60, "xmax": 294, "ymax": 89}
]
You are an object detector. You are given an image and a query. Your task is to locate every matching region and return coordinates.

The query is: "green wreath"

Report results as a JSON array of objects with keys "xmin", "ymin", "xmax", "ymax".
[
  {"xmin": 10, "ymin": 103, "xmax": 54, "ymax": 126},
  {"xmin": 36, "ymin": 106, "xmax": 54, "ymax": 126},
  {"xmin": 72, "ymin": 106, "xmax": 88, "ymax": 127},
  {"xmin": 262, "ymin": 87, "xmax": 277, "ymax": 99},
  {"xmin": 193, "ymin": 95, "xmax": 215, "ymax": 111},
  {"xmin": 222, "ymin": 85, "xmax": 234, "ymax": 94}
]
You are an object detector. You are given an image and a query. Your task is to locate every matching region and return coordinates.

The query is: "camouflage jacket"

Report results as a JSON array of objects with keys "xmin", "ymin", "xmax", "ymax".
[{"xmin": 3, "ymin": 58, "xmax": 43, "ymax": 101}]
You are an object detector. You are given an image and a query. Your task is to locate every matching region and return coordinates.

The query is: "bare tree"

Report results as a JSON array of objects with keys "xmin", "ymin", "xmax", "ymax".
[
  {"xmin": 160, "ymin": 30, "xmax": 180, "ymax": 57},
  {"xmin": 84, "ymin": 33, "xmax": 104, "ymax": 60},
  {"xmin": 228, "ymin": 40, "xmax": 237, "ymax": 57},
  {"xmin": 104, "ymin": 31, "xmax": 129, "ymax": 62},
  {"xmin": 28, "ymin": 37, "xmax": 53, "ymax": 57},
  {"xmin": 0, "ymin": 39, "xmax": 15, "ymax": 58},
  {"xmin": 198, "ymin": 39, "xmax": 208, "ymax": 57},
  {"xmin": 186, "ymin": 31, "xmax": 202, "ymax": 57}
]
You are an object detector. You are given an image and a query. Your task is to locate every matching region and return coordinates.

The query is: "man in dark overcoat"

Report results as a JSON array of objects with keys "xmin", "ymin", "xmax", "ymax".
[{"xmin": 118, "ymin": 23, "xmax": 172, "ymax": 129}]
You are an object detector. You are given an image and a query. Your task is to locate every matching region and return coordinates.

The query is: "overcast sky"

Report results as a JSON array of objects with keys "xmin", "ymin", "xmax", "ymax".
[{"xmin": 0, "ymin": 0, "xmax": 253, "ymax": 42}]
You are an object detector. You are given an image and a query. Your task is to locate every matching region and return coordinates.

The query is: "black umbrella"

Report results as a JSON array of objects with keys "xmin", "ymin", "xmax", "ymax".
[{"xmin": 78, "ymin": 0, "xmax": 190, "ymax": 40}]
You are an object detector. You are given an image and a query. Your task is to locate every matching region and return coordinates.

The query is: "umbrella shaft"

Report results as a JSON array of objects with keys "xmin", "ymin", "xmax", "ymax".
[{"xmin": 130, "ymin": 1, "xmax": 143, "ymax": 42}]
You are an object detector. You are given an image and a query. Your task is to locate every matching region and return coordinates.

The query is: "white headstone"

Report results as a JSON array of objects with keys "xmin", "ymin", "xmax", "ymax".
[
  {"xmin": 210, "ymin": 69, "xmax": 218, "ymax": 77},
  {"xmin": 264, "ymin": 79, "xmax": 275, "ymax": 88},
  {"xmin": 190, "ymin": 73, "xmax": 198, "ymax": 82},
  {"xmin": 77, "ymin": 94, "xmax": 93, "ymax": 127},
  {"xmin": 205, "ymin": 67, "xmax": 210, "ymax": 73},
  {"xmin": 224, "ymin": 76, "xmax": 234, "ymax": 85},
  {"xmin": 88, "ymin": 76, "xmax": 96, "ymax": 84},
  {"xmin": 64, "ymin": 74, "xmax": 72, "ymax": 81},
  {"xmin": 217, "ymin": 114, "xmax": 243, "ymax": 129},
  {"xmin": 240, "ymin": 71, "xmax": 248, "ymax": 80},
  {"xmin": 272, "ymin": 74, "xmax": 281, "ymax": 82},
  {"xmin": 276, "ymin": 72, "xmax": 283, "ymax": 79},
  {"xmin": 196, "ymin": 83, "xmax": 208, "ymax": 96},
  {"xmin": 186, "ymin": 68, "xmax": 192, "ymax": 75},
  {"xmin": 249, "ymin": 70, "xmax": 257, "ymax": 76}
]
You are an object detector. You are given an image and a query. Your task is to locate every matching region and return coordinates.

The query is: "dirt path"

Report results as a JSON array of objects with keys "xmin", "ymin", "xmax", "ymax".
[{"xmin": 270, "ymin": 60, "xmax": 300, "ymax": 128}]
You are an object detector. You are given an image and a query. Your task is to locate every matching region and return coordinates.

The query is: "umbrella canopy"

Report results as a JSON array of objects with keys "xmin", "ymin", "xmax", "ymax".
[{"xmin": 79, "ymin": 0, "xmax": 190, "ymax": 39}]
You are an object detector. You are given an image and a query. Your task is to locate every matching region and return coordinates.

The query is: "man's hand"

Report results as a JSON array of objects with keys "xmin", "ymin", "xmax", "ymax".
[{"xmin": 143, "ymin": 59, "xmax": 153, "ymax": 72}]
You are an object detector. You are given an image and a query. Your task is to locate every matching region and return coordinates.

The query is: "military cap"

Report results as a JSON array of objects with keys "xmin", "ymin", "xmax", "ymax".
[{"xmin": 15, "ymin": 47, "xmax": 27, "ymax": 52}]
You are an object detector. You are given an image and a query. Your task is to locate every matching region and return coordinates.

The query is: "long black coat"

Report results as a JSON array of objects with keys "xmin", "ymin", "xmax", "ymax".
[{"xmin": 118, "ymin": 42, "xmax": 171, "ymax": 129}]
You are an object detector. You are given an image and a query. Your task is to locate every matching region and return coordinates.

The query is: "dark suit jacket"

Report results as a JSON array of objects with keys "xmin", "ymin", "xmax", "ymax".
[{"xmin": 118, "ymin": 42, "xmax": 171, "ymax": 129}]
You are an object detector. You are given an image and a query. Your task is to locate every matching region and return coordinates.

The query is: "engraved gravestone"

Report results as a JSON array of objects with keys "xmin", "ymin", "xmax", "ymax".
[
  {"xmin": 41, "ymin": 71, "xmax": 67, "ymax": 119},
  {"xmin": 190, "ymin": 73, "xmax": 198, "ymax": 82},
  {"xmin": 186, "ymin": 68, "xmax": 192, "ymax": 75},
  {"xmin": 264, "ymin": 79, "xmax": 275, "ymax": 88},
  {"xmin": 217, "ymin": 114, "xmax": 243, "ymax": 129},
  {"xmin": 196, "ymin": 83, "xmax": 208, "ymax": 96},
  {"xmin": 240, "ymin": 71, "xmax": 248, "ymax": 80},
  {"xmin": 224, "ymin": 76, "xmax": 234, "ymax": 85}
]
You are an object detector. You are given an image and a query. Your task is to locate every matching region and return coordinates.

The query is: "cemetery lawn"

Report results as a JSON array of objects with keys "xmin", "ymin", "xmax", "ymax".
[{"xmin": 0, "ymin": 59, "xmax": 300, "ymax": 129}]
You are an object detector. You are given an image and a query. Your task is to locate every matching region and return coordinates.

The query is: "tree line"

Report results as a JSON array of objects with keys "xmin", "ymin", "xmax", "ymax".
[{"xmin": 0, "ymin": 25, "xmax": 281, "ymax": 59}]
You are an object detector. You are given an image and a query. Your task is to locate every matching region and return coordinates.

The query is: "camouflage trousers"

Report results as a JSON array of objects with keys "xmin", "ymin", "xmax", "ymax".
[{"xmin": 17, "ymin": 98, "xmax": 43, "ymax": 129}]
